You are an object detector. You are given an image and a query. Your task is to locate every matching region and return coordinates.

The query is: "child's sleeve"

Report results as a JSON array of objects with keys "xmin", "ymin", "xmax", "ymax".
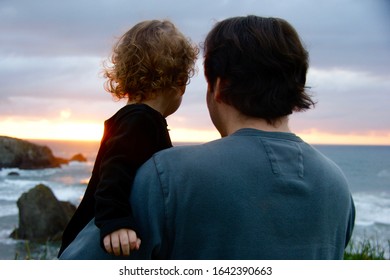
[{"xmin": 94, "ymin": 111, "xmax": 170, "ymax": 248}]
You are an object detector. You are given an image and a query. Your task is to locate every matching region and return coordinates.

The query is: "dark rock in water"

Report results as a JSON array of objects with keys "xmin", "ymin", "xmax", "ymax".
[
  {"xmin": 69, "ymin": 153, "xmax": 87, "ymax": 162},
  {"xmin": 0, "ymin": 136, "xmax": 67, "ymax": 169},
  {"xmin": 10, "ymin": 184, "xmax": 76, "ymax": 242},
  {"xmin": 7, "ymin": 171, "xmax": 20, "ymax": 176}
]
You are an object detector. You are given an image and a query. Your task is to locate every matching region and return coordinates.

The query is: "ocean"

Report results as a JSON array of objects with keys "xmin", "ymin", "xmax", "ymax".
[{"xmin": 0, "ymin": 140, "xmax": 389, "ymax": 259}]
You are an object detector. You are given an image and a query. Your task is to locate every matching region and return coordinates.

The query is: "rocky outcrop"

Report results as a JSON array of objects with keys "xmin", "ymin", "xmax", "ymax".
[
  {"xmin": 0, "ymin": 136, "xmax": 87, "ymax": 169},
  {"xmin": 0, "ymin": 136, "xmax": 65, "ymax": 169},
  {"xmin": 10, "ymin": 184, "xmax": 76, "ymax": 242},
  {"xmin": 69, "ymin": 153, "xmax": 87, "ymax": 162}
]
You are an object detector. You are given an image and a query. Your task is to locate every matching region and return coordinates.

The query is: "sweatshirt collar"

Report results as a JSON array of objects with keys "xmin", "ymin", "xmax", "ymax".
[{"xmin": 231, "ymin": 128, "xmax": 303, "ymax": 142}]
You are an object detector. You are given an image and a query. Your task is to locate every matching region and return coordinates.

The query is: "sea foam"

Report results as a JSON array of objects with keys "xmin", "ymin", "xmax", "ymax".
[{"xmin": 353, "ymin": 192, "xmax": 390, "ymax": 226}]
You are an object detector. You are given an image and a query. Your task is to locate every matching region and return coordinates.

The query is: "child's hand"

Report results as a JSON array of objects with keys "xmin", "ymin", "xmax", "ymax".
[{"xmin": 103, "ymin": 228, "xmax": 141, "ymax": 256}]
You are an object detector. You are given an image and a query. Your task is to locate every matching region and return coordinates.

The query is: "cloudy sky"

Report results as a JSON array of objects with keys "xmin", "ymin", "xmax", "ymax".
[{"xmin": 1, "ymin": 0, "xmax": 389, "ymax": 144}]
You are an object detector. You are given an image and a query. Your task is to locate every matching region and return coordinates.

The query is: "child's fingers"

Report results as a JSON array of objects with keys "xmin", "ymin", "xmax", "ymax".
[
  {"xmin": 135, "ymin": 238, "xmax": 141, "ymax": 250},
  {"xmin": 103, "ymin": 235, "xmax": 113, "ymax": 255},
  {"xmin": 129, "ymin": 237, "xmax": 141, "ymax": 251},
  {"xmin": 119, "ymin": 231, "xmax": 131, "ymax": 256},
  {"xmin": 127, "ymin": 230, "xmax": 139, "ymax": 250},
  {"xmin": 104, "ymin": 229, "xmax": 140, "ymax": 256},
  {"xmin": 110, "ymin": 233, "xmax": 122, "ymax": 256}
]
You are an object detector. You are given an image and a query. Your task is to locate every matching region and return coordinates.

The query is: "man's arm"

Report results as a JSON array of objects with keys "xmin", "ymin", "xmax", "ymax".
[{"xmin": 127, "ymin": 156, "xmax": 168, "ymax": 259}]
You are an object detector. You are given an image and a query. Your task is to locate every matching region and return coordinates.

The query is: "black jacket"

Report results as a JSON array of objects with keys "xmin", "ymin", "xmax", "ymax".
[{"xmin": 58, "ymin": 104, "xmax": 172, "ymax": 256}]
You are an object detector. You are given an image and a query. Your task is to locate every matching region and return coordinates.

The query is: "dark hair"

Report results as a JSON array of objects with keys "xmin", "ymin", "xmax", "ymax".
[{"xmin": 203, "ymin": 15, "xmax": 315, "ymax": 124}]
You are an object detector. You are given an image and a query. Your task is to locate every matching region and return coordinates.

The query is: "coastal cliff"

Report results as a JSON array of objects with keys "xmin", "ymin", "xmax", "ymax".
[{"xmin": 0, "ymin": 136, "xmax": 86, "ymax": 169}]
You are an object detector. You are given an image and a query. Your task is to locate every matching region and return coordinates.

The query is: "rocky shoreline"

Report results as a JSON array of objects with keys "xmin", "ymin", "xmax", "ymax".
[
  {"xmin": 0, "ymin": 136, "xmax": 86, "ymax": 170},
  {"xmin": 0, "ymin": 136, "xmax": 85, "ymax": 249}
]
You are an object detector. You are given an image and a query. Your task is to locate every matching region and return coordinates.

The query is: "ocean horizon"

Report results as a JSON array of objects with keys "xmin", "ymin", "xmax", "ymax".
[{"xmin": 1, "ymin": 139, "xmax": 389, "ymax": 259}]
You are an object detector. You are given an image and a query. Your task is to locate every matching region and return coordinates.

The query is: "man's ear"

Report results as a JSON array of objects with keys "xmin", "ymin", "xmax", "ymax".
[{"xmin": 213, "ymin": 78, "xmax": 223, "ymax": 103}]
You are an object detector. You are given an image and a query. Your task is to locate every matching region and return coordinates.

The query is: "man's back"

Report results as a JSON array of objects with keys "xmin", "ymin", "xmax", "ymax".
[{"xmin": 130, "ymin": 128, "xmax": 355, "ymax": 259}]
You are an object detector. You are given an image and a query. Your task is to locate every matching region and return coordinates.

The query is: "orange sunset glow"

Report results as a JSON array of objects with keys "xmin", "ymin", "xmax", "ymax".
[{"xmin": 1, "ymin": 118, "xmax": 389, "ymax": 146}]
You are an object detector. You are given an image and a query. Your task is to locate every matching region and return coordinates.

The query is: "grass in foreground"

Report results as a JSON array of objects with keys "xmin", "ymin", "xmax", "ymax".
[
  {"xmin": 14, "ymin": 239, "xmax": 389, "ymax": 260},
  {"xmin": 344, "ymin": 239, "xmax": 389, "ymax": 260},
  {"xmin": 14, "ymin": 240, "xmax": 60, "ymax": 260}
]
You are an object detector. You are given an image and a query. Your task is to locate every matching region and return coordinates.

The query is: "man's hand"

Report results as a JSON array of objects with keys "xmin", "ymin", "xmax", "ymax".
[{"xmin": 103, "ymin": 228, "xmax": 141, "ymax": 256}]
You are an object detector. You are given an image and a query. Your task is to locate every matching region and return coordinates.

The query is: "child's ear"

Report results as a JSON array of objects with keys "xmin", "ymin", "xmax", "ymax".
[{"xmin": 179, "ymin": 85, "xmax": 186, "ymax": 96}]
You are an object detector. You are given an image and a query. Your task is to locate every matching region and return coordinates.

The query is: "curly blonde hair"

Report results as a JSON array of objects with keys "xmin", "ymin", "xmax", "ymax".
[{"xmin": 103, "ymin": 20, "xmax": 199, "ymax": 101}]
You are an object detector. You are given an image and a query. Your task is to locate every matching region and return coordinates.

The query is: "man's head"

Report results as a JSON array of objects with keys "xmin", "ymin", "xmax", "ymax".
[{"xmin": 203, "ymin": 15, "xmax": 315, "ymax": 125}]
